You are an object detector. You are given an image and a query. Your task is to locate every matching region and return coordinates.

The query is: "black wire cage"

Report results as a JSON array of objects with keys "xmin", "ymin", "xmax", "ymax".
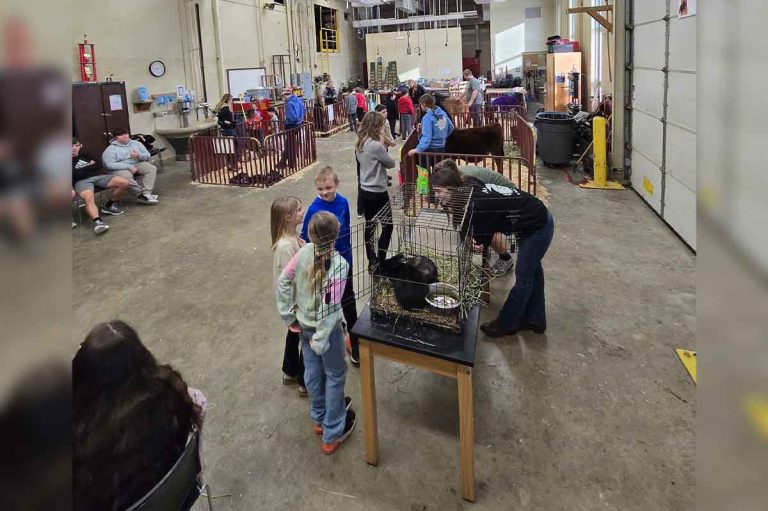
[
  {"xmin": 311, "ymin": 183, "xmax": 495, "ymax": 333},
  {"xmin": 363, "ymin": 183, "xmax": 488, "ymax": 332}
]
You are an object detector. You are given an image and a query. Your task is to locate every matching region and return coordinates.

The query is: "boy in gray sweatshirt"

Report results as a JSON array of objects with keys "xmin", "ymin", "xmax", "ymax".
[{"xmin": 101, "ymin": 128, "xmax": 159, "ymax": 204}]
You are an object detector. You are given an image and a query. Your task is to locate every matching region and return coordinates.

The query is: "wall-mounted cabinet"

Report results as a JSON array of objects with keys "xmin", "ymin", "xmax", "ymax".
[{"xmin": 72, "ymin": 82, "xmax": 130, "ymax": 156}]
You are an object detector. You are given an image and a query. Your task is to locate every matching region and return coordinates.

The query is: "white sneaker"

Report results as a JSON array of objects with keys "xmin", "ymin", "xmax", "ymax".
[
  {"xmin": 490, "ymin": 256, "xmax": 514, "ymax": 276},
  {"xmin": 93, "ymin": 219, "xmax": 110, "ymax": 234},
  {"xmin": 136, "ymin": 193, "xmax": 159, "ymax": 205}
]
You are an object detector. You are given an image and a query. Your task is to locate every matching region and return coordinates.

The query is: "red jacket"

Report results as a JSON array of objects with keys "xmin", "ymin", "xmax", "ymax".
[
  {"xmin": 397, "ymin": 94, "xmax": 415, "ymax": 115},
  {"xmin": 356, "ymin": 93, "xmax": 368, "ymax": 111}
]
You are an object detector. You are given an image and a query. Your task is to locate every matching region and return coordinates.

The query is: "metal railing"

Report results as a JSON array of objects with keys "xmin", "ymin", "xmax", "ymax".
[
  {"xmin": 447, "ymin": 104, "xmax": 526, "ymax": 135},
  {"xmin": 308, "ymin": 100, "xmax": 351, "ymax": 137},
  {"xmin": 189, "ymin": 122, "xmax": 317, "ymax": 187},
  {"xmin": 401, "ymin": 149, "xmax": 536, "ymax": 196},
  {"xmin": 270, "ymin": 98, "xmax": 348, "ymax": 137},
  {"xmin": 399, "ymin": 110, "xmax": 538, "ymax": 196}
]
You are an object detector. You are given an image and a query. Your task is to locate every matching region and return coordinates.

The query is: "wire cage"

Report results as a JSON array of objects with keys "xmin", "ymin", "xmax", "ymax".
[{"xmin": 361, "ymin": 183, "xmax": 487, "ymax": 332}]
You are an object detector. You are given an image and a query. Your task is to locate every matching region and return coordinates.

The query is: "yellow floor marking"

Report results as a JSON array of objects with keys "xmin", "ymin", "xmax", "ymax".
[
  {"xmin": 675, "ymin": 349, "xmax": 697, "ymax": 384},
  {"xmin": 579, "ymin": 179, "xmax": 626, "ymax": 190}
]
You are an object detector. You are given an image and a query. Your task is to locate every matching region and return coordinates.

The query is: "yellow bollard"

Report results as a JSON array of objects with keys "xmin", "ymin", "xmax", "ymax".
[{"xmin": 593, "ymin": 116, "xmax": 607, "ymax": 187}]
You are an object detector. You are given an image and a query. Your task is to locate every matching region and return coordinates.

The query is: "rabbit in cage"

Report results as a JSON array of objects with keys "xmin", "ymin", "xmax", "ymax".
[{"xmin": 379, "ymin": 254, "xmax": 439, "ymax": 310}]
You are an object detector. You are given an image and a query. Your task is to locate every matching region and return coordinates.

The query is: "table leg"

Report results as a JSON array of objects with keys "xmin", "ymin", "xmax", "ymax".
[
  {"xmin": 359, "ymin": 339, "xmax": 379, "ymax": 466},
  {"xmin": 481, "ymin": 247, "xmax": 491, "ymax": 303},
  {"xmin": 457, "ymin": 366, "xmax": 475, "ymax": 502}
]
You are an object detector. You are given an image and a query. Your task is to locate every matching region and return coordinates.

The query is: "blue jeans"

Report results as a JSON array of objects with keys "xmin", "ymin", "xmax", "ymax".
[
  {"xmin": 301, "ymin": 325, "xmax": 347, "ymax": 443},
  {"xmin": 497, "ymin": 211, "xmax": 555, "ymax": 331}
]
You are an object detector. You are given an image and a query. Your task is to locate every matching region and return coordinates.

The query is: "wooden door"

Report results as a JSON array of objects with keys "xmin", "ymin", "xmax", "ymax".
[
  {"xmin": 73, "ymin": 83, "xmax": 109, "ymax": 157},
  {"xmin": 99, "ymin": 82, "xmax": 130, "ymax": 136}
]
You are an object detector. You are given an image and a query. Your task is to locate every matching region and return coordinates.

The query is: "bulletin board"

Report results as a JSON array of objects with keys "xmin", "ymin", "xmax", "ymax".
[{"xmin": 227, "ymin": 67, "xmax": 267, "ymax": 98}]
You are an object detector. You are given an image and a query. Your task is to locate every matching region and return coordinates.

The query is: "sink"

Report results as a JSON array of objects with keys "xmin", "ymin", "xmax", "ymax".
[{"xmin": 155, "ymin": 120, "xmax": 218, "ymax": 161}]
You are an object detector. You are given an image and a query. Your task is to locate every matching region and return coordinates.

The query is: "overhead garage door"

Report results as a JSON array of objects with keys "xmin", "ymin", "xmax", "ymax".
[{"xmin": 630, "ymin": 0, "xmax": 696, "ymax": 249}]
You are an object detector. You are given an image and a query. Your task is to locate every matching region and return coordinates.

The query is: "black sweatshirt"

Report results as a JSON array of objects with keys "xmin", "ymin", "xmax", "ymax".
[
  {"xmin": 72, "ymin": 153, "xmax": 103, "ymax": 185},
  {"xmin": 384, "ymin": 98, "xmax": 398, "ymax": 121},
  {"xmin": 462, "ymin": 176, "xmax": 549, "ymax": 244}
]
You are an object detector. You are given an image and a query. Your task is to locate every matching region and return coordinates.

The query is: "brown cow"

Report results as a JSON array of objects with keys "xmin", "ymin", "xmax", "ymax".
[
  {"xmin": 439, "ymin": 97, "xmax": 464, "ymax": 118},
  {"xmin": 445, "ymin": 123, "xmax": 504, "ymax": 171},
  {"xmin": 400, "ymin": 122, "xmax": 505, "ymax": 181}
]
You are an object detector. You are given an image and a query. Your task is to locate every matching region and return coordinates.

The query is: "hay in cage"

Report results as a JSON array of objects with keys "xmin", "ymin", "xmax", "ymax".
[{"xmin": 370, "ymin": 251, "xmax": 486, "ymax": 332}]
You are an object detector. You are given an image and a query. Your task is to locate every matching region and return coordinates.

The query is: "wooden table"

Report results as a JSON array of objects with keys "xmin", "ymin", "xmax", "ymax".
[{"xmin": 351, "ymin": 304, "xmax": 480, "ymax": 502}]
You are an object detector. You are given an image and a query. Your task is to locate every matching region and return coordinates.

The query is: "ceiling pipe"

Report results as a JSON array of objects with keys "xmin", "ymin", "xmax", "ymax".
[{"xmin": 353, "ymin": 10, "xmax": 477, "ymax": 28}]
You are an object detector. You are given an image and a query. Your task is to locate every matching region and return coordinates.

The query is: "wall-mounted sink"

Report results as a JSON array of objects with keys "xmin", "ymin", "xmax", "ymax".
[{"xmin": 155, "ymin": 119, "xmax": 218, "ymax": 161}]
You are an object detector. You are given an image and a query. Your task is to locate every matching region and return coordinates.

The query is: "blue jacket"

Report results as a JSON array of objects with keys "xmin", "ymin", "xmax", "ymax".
[
  {"xmin": 416, "ymin": 106, "xmax": 454, "ymax": 152},
  {"xmin": 301, "ymin": 194, "xmax": 352, "ymax": 267},
  {"xmin": 284, "ymin": 95, "xmax": 305, "ymax": 127}
]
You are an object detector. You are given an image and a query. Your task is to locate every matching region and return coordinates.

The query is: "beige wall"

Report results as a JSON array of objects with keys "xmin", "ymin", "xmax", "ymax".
[
  {"xmin": 461, "ymin": 25, "xmax": 492, "ymax": 78},
  {"xmin": 490, "ymin": 0, "xmax": 555, "ymax": 76},
  {"xmin": 313, "ymin": 0, "xmax": 365, "ymax": 86},
  {"xmin": 72, "ymin": 0, "xmax": 187, "ymax": 148},
  {"xmin": 365, "ymin": 27, "xmax": 463, "ymax": 82},
  {"xmin": 72, "ymin": 0, "xmax": 364, "ymax": 151}
]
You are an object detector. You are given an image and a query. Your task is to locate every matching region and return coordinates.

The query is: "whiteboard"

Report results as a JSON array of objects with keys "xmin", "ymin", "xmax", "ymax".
[{"xmin": 227, "ymin": 68, "xmax": 267, "ymax": 98}]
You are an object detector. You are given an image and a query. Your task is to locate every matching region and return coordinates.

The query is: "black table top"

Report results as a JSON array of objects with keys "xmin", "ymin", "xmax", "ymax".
[{"xmin": 351, "ymin": 304, "xmax": 480, "ymax": 367}]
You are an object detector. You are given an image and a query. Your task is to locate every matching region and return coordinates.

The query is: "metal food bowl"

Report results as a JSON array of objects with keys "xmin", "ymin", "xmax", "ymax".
[{"xmin": 425, "ymin": 282, "xmax": 461, "ymax": 312}]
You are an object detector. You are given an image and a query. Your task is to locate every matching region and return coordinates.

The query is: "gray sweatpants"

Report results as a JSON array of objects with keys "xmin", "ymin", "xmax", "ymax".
[
  {"xmin": 109, "ymin": 161, "xmax": 157, "ymax": 195},
  {"xmin": 400, "ymin": 113, "xmax": 413, "ymax": 140}
]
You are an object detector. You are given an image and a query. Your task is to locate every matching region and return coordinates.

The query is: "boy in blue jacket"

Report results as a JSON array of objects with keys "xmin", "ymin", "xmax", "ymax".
[
  {"xmin": 301, "ymin": 166, "xmax": 361, "ymax": 366},
  {"xmin": 278, "ymin": 89, "xmax": 307, "ymax": 169},
  {"xmin": 407, "ymin": 94, "xmax": 454, "ymax": 170}
]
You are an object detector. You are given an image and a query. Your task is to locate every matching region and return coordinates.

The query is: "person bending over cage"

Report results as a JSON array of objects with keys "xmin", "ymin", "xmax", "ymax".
[{"xmin": 430, "ymin": 162, "xmax": 554, "ymax": 338}]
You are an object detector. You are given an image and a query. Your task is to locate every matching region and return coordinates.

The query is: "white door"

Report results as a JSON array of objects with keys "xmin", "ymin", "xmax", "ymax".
[{"xmin": 630, "ymin": 0, "xmax": 696, "ymax": 249}]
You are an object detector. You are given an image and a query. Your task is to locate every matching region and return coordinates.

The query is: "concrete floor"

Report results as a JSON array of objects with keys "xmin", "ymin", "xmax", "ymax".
[{"xmin": 73, "ymin": 133, "xmax": 695, "ymax": 510}]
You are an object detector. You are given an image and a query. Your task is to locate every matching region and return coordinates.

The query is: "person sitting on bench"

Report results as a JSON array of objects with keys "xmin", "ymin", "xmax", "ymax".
[
  {"xmin": 101, "ymin": 128, "xmax": 159, "ymax": 204},
  {"xmin": 72, "ymin": 138, "xmax": 130, "ymax": 234}
]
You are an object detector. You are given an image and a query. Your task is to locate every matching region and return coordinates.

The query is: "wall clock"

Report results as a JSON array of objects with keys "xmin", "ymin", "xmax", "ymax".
[{"xmin": 149, "ymin": 60, "xmax": 166, "ymax": 77}]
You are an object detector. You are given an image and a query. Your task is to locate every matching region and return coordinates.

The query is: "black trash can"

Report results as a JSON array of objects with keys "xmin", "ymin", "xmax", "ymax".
[{"xmin": 535, "ymin": 112, "xmax": 574, "ymax": 166}]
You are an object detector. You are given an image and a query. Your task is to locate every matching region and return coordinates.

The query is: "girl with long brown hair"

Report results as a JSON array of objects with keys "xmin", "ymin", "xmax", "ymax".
[
  {"xmin": 270, "ymin": 196, "xmax": 306, "ymax": 395},
  {"xmin": 73, "ymin": 320, "xmax": 206, "ymax": 510},
  {"xmin": 276, "ymin": 211, "xmax": 357, "ymax": 455},
  {"xmin": 355, "ymin": 111, "xmax": 396, "ymax": 273}
]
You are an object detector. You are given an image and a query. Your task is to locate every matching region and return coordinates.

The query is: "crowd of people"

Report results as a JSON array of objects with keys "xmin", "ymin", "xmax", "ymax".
[{"xmin": 72, "ymin": 70, "xmax": 553, "ymax": 510}]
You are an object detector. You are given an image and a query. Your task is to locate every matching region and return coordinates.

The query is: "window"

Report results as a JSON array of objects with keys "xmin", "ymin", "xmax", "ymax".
[
  {"xmin": 315, "ymin": 6, "xmax": 339, "ymax": 53},
  {"xmin": 567, "ymin": 0, "xmax": 578, "ymax": 41}
]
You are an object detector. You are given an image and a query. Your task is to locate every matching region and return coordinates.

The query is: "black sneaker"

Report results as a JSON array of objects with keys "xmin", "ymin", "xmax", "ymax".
[
  {"xmin": 345, "ymin": 336, "xmax": 360, "ymax": 367},
  {"xmin": 100, "ymin": 202, "xmax": 125, "ymax": 216},
  {"xmin": 321, "ymin": 409, "xmax": 356, "ymax": 455}
]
